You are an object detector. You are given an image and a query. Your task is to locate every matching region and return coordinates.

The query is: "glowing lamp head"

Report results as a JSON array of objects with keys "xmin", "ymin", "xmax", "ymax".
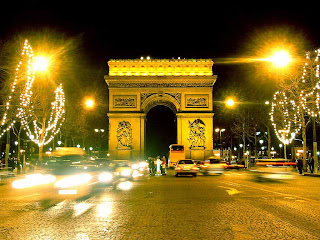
[
  {"xmin": 84, "ymin": 98, "xmax": 95, "ymax": 109},
  {"xmin": 225, "ymin": 98, "xmax": 235, "ymax": 108},
  {"xmin": 268, "ymin": 50, "xmax": 291, "ymax": 68},
  {"xmin": 33, "ymin": 56, "xmax": 50, "ymax": 72}
]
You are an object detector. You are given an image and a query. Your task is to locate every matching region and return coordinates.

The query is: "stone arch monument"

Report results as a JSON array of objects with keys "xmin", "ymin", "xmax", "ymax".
[{"xmin": 105, "ymin": 59, "xmax": 217, "ymax": 160}]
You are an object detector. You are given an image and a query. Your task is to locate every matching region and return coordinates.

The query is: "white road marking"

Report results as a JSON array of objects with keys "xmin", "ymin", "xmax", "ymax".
[{"xmin": 218, "ymin": 186, "xmax": 242, "ymax": 195}]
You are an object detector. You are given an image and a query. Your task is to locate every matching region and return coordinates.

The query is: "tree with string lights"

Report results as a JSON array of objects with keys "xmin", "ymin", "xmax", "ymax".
[
  {"xmin": 0, "ymin": 39, "xmax": 65, "ymax": 163},
  {"xmin": 270, "ymin": 48, "xmax": 320, "ymax": 172}
]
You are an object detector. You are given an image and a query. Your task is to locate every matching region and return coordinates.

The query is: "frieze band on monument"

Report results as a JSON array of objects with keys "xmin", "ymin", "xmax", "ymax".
[{"xmin": 113, "ymin": 93, "xmax": 210, "ymax": 109}]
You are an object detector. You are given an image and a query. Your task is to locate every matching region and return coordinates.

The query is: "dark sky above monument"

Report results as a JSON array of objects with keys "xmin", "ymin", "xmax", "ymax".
[
  {"xmin": 1, "ymin": 2, "xmax": 320, "ymax": 62},
  {"xmin": 1, "ymin": 1, "xmax": 320, "ymax": 129}
]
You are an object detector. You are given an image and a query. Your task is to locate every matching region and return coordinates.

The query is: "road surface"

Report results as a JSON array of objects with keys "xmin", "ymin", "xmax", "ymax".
[{"xmin": 0, "ymin": 170, "xmax": 319, "ymax": 239}]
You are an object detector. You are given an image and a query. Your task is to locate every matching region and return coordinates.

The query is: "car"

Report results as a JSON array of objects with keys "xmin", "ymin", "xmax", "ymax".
[
  {"xmin": 251, "ymin": 159, "xmax": 296, "ymax": 181},
  {"xmin": 225, "ymin": 162, "xmax": 245, "ymax": 170},
  {"xmin": 113, "ymin": 160, "xmax": 133, "ymax": 179},
  {"xmin": 199, "ymin": 158, "xmax": 227, "ymax": 175},
  {"xmin": 175, "ymin": 159, "xmax": 198, "ymax": 177}
]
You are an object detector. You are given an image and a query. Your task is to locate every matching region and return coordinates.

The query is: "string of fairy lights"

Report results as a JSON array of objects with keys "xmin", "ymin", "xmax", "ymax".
[
  {"xmin": 270, "ymin": 48, "xmax": 320, "ymax": 144},
  {"xmin": 0, "ymin": 39, "xmax": 65, "ymax": 147}
]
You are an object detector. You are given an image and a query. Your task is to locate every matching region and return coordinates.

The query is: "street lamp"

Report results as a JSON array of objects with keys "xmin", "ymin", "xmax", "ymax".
[
  {"xmin": 94, "ymin": 129, "xmax": 105, "ymax": 157},
  {"xmin": 84, "ymin": 97, "xmax": 95, "ymax": 110},
  {"xmin": 267, "ymin": 50, "xmax": 292, "ymax": 68},
  {"xmin": 225, "ymin": 97, "xmax": 236, "ymax": 108},
  {"xmin": 215, "ymin": 128, "xmax": 225, "ymax": 159},
  {"xmin": 33, "ymin": 56, "xmax": 50, "ymax": 72}
]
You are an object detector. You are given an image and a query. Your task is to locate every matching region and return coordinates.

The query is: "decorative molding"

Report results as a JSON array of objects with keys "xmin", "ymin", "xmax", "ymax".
[
  {"xmin": 108, "ymin": 59, "xmax": 213, "ymax": 76},
  {"xmin": 141, "ymin": 92, "xmax": 181, "ymax": 106},
  {"xmin": 113, "ymin": 95, "xmax": 137, "ymax": 108},
  {"xmin": 105, "ymin": 76, "xmax": 217, "ymax": 88},
  {"xmin": 185, "ymin": 94, "xmax": 209, "ymax": 108}
]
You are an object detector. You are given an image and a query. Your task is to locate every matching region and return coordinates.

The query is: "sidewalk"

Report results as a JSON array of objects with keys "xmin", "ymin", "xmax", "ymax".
[{"xmin": 303, "ymin": 172, "xmax": 320, "ymax": 177}]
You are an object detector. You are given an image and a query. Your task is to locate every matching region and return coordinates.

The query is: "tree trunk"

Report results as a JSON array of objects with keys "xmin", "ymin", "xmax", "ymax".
[
  {"xmin": 267, "ymin": 126, "xmax": 271, "ymax": 159},
  {"xmin": 302, "ymin": 118, "xmax": 307, "ymax": 170},
  {"xmin": 38, "ymin": 119, "xmax": 46, "ymax": 162}
]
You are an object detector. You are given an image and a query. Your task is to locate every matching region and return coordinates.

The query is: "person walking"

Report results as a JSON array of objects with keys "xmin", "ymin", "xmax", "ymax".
[
  {"xmin": 161, "ymin": 156, "xmax": 166, "ymax": 175},
  {"xmin": 308, "ymin": 153, "xmax": 315, "ymax": 174},
  {"xmin": 148, "ymin": 157, "xmax": 154, "ymax": 175},
  {"xmin": 296, "ymin": 157, "xmax": 303, "ymax": 175}
]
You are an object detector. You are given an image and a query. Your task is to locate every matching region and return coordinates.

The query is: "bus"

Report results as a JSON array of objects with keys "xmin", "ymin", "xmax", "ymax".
[{"xmin": 168, "ymin": 144, "xmax": 185, "ymax": 168}]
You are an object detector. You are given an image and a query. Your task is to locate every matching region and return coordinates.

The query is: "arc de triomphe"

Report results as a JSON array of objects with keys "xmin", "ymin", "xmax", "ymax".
[{"xmin": 104, "ymin": 58, "xmax": 217, "ymax": 160}]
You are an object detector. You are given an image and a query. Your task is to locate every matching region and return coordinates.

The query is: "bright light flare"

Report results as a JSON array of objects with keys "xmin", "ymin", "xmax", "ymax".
[
  {"xmin": 121, "ymin": 169, "xmax": 132, "ymax": 177},
  {"xmin": 84, "ymin": 98, "xmax": 95, "ymax": 110},
  {"xmin": 225, "ymin": 98, "xmax": 235, "ymax": 108},
  {"xmin": 12, "ymin": 174, "xmax": 56, "ymax": 189},
  {"xmin": 54, "ymin": 174, "xmax": 92, "ymax": 188},
  {"xmin": 117, "ymin": 181, "xmax": 132, "ymax": 190},
  {"xmin": 98, "ymin": 172, "xmax": 113, "ymax": 182},
  {"xmin": 267, "ymin": 50, "xmax": 292, "ymax": 68},
  {"xmin": 33, "ymin": 56, "xmax": 50, "ymax": 72}
]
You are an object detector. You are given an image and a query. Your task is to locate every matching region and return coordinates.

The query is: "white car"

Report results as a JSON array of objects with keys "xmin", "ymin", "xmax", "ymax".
[
  {"xmin": 199, "ymin": 158, "xmax": 227, "ymax": 175},
  {"xmin": 175, "ymin": 159, "xmax": 198, "ymax": 177}
]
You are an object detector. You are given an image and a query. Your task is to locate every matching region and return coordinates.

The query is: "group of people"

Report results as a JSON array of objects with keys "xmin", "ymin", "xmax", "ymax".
[
  {"xmin": 147, "ymin": 156, "xmax": 166, "ymax": 175},
  {"xmin": 296, "ymin": 153, "xmax": 316, "ymax": 174},
  {"xmin": 1, "ymin": 156, "xmax": 22, "ymax": 174}
]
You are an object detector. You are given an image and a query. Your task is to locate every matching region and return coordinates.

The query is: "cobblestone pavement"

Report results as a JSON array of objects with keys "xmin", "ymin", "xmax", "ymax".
[{"xmin": 0, "ymin": 170, "xmax": 320, "ymax": 239}]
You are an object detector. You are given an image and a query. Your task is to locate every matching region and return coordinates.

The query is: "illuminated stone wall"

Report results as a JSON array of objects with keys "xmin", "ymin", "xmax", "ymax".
[{"xmin": 105, "ymin": 59, "xmax": 217, "ymax": 160}]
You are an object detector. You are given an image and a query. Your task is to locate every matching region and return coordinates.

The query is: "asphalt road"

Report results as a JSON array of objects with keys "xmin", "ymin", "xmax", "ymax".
[{"xmin": 0, "ymin": 170, "xmax": 320, "ymax": 240}]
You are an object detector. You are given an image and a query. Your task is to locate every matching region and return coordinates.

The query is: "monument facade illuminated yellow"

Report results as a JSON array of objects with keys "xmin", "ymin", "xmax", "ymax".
[{"xmin": 105, "ymin": 58, "xmax": 217, "ymax": 160}]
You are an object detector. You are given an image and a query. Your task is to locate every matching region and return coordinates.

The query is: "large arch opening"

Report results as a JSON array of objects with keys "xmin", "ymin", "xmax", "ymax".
[{"xmin": 146, "ymin": 105, "xmax": 177, "ymax": 159}]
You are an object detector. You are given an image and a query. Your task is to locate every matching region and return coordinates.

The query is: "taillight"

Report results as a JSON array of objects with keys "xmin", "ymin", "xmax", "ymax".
[
  {"xmin": 176, "ymin": 165, "xmax": 182, "ymax": 170},
  {"xmin": 192, "ymin": 165, "xmax": 198, "ymax": 170}
]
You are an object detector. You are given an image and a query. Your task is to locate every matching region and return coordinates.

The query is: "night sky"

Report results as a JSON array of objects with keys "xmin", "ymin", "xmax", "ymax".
[{"xmin": 1, "ymin": 1, "xmax": 320, "ymax": 156}]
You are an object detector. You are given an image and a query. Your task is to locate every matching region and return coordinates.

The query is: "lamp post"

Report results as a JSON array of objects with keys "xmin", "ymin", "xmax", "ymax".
[
  {"xmin": 94, "ymin": 129, "xmax": 105, "ymax": 157},
  {"xmin": 84, "ymin": 98, "xmax": 95, "ymax": 110},
  {"xmin": 215, "ymin": 128, "xmax": 225, "ymax": 159}
]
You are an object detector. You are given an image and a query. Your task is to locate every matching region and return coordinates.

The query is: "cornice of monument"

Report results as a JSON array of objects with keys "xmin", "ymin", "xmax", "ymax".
[{"xmin": 105, "ymin": 75, "xmax": 217, "ymax": 88}]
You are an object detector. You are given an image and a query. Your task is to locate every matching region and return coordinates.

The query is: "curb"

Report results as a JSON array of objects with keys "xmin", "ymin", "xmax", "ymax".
[{"xmin": 303, "ymin": 173, "xmax": 320, "ymax": 177}]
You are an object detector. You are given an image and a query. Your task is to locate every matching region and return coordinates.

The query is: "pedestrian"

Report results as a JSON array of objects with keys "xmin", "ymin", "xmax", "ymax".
[
  {"xmin": 148, "ymin": 157, "xmax": 154, "ymax": 174},
  {"xmin": 8, "ymin": 157, "xmax": 15, "ymax": 172},
  {"xmin": 308, "ymin": 153, "xmax": 315, "ymax": 174},
  {"xmin": 156, "ymin": 156, "xmax": 161, "ymax": 173},
  {"xmin": 161, "ymin": 156, "xmax": 166, "ymax": 174},
  {"xmin": 296, "ymin": 157, "xmax": 303, "ymax": 175}
]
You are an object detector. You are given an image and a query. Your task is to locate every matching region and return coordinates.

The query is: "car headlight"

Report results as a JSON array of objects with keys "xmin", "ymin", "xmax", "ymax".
[
  {"xmin": 12, "ymin": 174, "xmax": 56, "ymax": 189},
  {"xmin": 131, "ymin": 163, "xmax": 139, "ymax": 170},
  {"xmin": 54, "ymin": 174, "xmax": 92, "ymax": 188},
  {"xmin": 98, "ymin": 172, "xmax": 113, "ymax": 182},
  {"xmin": 121, "ymin": 169, "xmax": 132, "ymax": 177}
]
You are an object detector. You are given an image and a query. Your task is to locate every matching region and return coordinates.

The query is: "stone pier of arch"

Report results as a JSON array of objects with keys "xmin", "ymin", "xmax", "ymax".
[{"xmin": 104, "ymin": 59, "xmax": 217, "ymax": 160}]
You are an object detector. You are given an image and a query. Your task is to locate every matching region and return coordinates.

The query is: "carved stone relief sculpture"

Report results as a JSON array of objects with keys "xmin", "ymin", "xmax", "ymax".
[
  {"xmin": 188, "ymin": 119, "xmax": 206, "ymax": 149},
  {"xmin": 117, "ymin": 121, "xmax": 133, "ymax": 148}
]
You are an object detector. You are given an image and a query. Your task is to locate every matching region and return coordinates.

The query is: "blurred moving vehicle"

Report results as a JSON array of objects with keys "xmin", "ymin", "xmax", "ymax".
[
  {"xmin": 113, "ymin": 160, "xmax": 133, "ymax": 179},
  {"xmin": 225, "ymin": 162, "xmax": 245, "ymax": 170},
  {"xmin": 169, "ymin": 144, "xmax": 185, "ymax": 168},
  {"xmin": 175, "ymin": 159, "xmax": 198, "ymax": 177},
  {"xmin": 199, "ymin": 158, "xmax": 227, "ymax": 175},
  {"xmin": 251, "ymin": 159, "xmax": 296, "ymax": 181}
]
